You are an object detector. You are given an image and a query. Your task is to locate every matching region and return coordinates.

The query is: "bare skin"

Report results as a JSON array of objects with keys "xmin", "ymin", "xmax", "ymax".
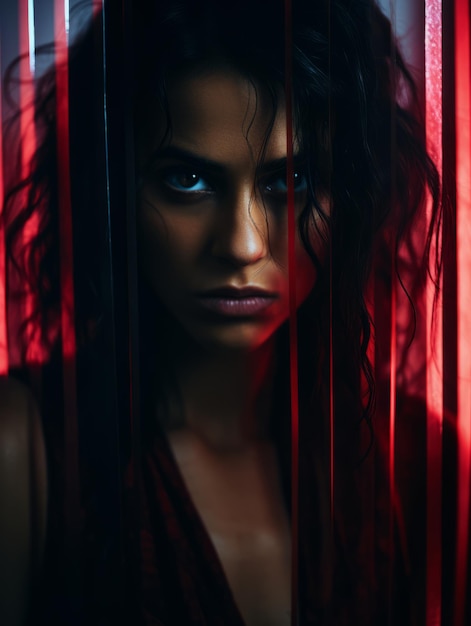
[
  {"xmin": 169, "ymin": 428, "xmax": 291, "ymax": 626},
  {"xmin": 162, "ymin": 324, "xmax": 291, "ymax": 624},
  {"xmin": 137, "ymin": 68, "xmax": 321, "ymax": 624}
]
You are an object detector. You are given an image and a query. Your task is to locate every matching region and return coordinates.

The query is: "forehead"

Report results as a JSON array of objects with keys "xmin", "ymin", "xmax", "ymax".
[{"xmin": 138, "ymin": 68, "xmax": 290, "ymax": 167}]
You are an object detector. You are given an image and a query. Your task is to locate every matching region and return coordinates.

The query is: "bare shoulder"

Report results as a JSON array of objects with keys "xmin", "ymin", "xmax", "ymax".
[{"xmin": 0, "ymin": 377, "xmax": 47, "ymax": 626}]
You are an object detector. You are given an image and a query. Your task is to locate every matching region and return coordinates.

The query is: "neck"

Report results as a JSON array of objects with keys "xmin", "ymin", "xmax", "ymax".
[{"xmin": 155, "ymin": 321, "xmax": 277, "ymax": 451}]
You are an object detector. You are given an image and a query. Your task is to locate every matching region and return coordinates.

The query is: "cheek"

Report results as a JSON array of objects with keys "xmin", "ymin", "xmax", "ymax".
[
  {"xmin": 137, "ymin": 206, "xmax": 185, "ymax": 295},
  {"xmin": 269, "ymin": 212, "xmax": 325, "ymax": 303},
  {"xmin": 138, "ymin": 194, "xmax": 210, "ymax": 254}
]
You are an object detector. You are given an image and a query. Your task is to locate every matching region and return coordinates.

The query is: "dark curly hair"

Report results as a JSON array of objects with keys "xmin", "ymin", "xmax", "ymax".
[{"xmin": 3, "ymin": 0, "xmax": 442, "ymax": 624}]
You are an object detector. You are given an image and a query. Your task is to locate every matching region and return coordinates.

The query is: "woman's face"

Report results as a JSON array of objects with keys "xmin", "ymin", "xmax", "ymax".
[{"xmin": 137, "ymin": 67, "xmax": 323, "ymax": 352}]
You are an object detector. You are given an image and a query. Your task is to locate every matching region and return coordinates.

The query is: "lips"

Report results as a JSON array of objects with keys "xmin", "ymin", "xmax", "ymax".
[{"xmin": 196, "ymin": 286, "xmax": 278, "ymax": 317}]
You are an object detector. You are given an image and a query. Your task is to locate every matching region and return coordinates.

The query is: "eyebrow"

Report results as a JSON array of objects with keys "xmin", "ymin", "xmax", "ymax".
[{"xmin": 149, "ymin": 145, "xmax": 305, "ymax": 175}]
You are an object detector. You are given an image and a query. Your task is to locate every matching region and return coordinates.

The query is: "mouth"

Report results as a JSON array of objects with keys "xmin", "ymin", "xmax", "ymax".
[{"xmin": 196, "ymin": 286, "xmax": 278, "ymax": 317}]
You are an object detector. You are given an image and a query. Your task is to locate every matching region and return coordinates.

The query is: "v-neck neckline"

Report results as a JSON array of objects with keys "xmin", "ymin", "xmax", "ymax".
[{"xmin": 154, "ymin": 430, "xmax": 247, "ymax": 625}]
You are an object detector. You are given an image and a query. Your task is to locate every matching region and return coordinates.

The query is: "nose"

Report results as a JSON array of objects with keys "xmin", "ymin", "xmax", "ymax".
[{"xmin": 210, "ymin": 190, "xmax": 268, "ymax": 267}]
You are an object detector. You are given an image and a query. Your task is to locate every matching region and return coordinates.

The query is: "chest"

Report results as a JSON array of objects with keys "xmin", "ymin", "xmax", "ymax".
[{"xmin": 169, "ymin": 434, "xmax": 291, "ymax": 626}]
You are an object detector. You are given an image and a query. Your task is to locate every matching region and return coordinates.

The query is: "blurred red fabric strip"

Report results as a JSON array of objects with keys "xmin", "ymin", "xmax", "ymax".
[
  {"xmin": 18, "ymin": 0, "xmax": 41, "ymax": 365},
  {"xmin": 389, "ymin": 252, "xmax": 397, "ymax": 608},
  {"xmin": 454, "ymin": 0, "xmax": 471, "ymax": 623},
  {"xmin": 0, "ymin": 44, "xmax": 8, "ymax": 375},
  {"xmin": 54, "ymin": 0, "xmax": 76, "ymax": 362},
  {"xmin": 54, "ymin": 0, "xmax": 80, "ymax": 556},
  {"xmin": 425, "ymin": 0, "xmax": 444, "ymax": 624}
]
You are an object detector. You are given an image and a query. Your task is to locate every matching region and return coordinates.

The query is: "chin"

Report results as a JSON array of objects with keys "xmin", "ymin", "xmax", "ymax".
[{"xmin": 189, "ymin": 321, "xmax": 281, "ymax": 354}]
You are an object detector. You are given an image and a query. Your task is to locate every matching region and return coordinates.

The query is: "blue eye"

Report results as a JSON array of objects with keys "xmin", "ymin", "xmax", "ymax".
[
  {"xmin": 163, "ymin": 170, "xmax": 212, "ymax": 193},
  {"xmin": 264, "ymin": 171, "xmax": 307, "ymax": 195}
]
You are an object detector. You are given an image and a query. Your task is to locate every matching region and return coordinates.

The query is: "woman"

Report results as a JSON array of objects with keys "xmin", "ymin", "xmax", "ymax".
[{"xmin": 1, "ymin": 0, "xmax": 442, "ymax": 624}]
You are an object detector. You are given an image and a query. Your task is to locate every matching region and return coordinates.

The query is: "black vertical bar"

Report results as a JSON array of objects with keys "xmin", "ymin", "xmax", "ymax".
[{"xmin": 95, "ymin": 0, "xmax": 135, "ymax": 620}]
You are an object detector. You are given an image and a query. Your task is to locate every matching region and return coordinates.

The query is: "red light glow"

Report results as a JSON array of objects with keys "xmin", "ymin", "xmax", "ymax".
[
  {"xmin": 18, "ymin": 0, "xmax": 42, "ymax": 366},
  {"xmin": 425, "ymin": 0, "xmax": 444, "ymax": 624},
  {"xmin": 0, "ymin": 44, "xmax": 8, "ymax": 376},
  {"xmin": 454, "ymin": 0, "xmax": 471, "ymax": 623}
]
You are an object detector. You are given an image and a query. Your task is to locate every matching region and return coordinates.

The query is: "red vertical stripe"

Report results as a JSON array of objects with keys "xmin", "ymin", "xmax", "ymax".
[
  {"xmin": 54, "ymin": 0, "xmax": 79, "ymax": 551},
  {"xmin": 387, "ymin": 5, "xmax": 397, "ymax": 620},
  {"xmin": 18, "ymin": 0, "xmax": 42, "ymax": 365},
  {"xmin": 284, "ymin": 1, "xmax": 299, "ymax": 624},
  {"xmin": 454, "ymin": 0, "xmax": 471, "ymax": 623},
  {"xmin": 425, "ymin": 1, "xmax": 444, "ymax": 624},
  {"xmin": 0, "ymin": 43, "xmax": 8, "ymax": 375},
  {"xmin": 54, "ymin": 1, "xmax": 76, "ymax": 361},
  {"xmin": 389, "ymin": 258, "xmax": 397, "ymax": 621}
]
